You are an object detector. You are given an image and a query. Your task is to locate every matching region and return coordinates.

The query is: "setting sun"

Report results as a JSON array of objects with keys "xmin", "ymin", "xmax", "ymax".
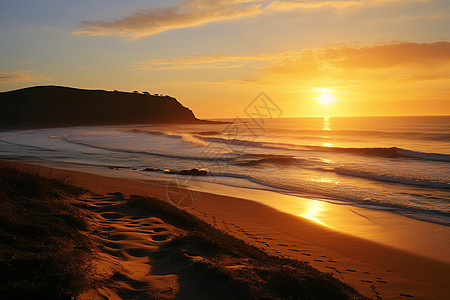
[{"xmin": 316, "ymin": 92, "xmax": 335, "ymax": 105}]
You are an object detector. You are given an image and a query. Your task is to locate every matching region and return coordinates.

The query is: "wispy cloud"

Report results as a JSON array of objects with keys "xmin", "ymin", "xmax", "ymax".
[
  {"xmin": 267, "ymin": 0, "xmax": 430, "ymax": 12},
  {"xmin": 0, "ymin": 71, "xmax": 47, "ymax": 83},
  {"xmin": 74, "ymin": 0, "xmax": 262, "ymax": 39},
  {"xmin": 134, "ymin": 52, "xmax": 294, "ymax": 70},
  {"xmin": 74, "ymin": 0, "xmax": 430, "ymax": 39},
  {"xmin": 136, "ymin": 41, "xmax": 450, "ymax": 73}
]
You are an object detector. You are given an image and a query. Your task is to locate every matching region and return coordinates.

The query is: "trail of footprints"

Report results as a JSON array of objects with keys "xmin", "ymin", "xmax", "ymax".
[
  {"xmin": 198, "ymin": 214, "xmax": 416, "ymax": 299},
  {"xmin": 76, "ymin": 193, "xmax": 180, "ymax": 299},
  {"xmin": 80, "ymin": 197, "xmax": 414, "ymax": 299}
]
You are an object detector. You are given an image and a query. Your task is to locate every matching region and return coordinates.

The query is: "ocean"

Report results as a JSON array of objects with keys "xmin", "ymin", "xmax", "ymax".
[{"xmin": 1, "ymin": 116, "xmax": 449, "ymax": 225}]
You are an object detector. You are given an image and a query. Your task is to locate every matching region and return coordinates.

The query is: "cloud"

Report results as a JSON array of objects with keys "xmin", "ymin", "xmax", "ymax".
[
  {"xmin": 242, "ymin": 42, "xmax": 446, "ymax": 91},
  {"xmin": 74, "ymin": 0, "xmax": 262, "ymax": 39},
  {"xmin": 0, "ymin": 71, "xmax": 47, "ymax": 83},
  {"xmin": 317, "ymin": 41, "xmax": 450, "ymax": 69},
  {"xmin": 142, "ymin": 41, "xmax": 450, "ymax": 90},
  {"xmin": 267, "ymin": 0, "xmax": 430, "ymax": 12},
  {"xmin": 137, "ymin": 41, "xmax": 450, "ymax": 74},
  {"xmin": 266, "ymin": 0, "xmax": 362, "ymax": 11},
  {"xmin": 135, "ymin": 52, "xmax": 293, "ymax": 70},
  {"xmin": 74, "ymin": 0, "xmax": 431, "ymax": 39}
]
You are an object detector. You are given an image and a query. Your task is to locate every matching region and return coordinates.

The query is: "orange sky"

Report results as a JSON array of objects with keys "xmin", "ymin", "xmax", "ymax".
[{"xmin": 1, "ymin": 0, "xmax": 449, "ymax": 117}]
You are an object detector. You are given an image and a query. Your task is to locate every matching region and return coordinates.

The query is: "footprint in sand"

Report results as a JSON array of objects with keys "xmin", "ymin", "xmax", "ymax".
[
  {"xmin": 376, "ymin": 280, "xmax": 388, "ymax": 283},
  {"xmin": 102, "ymin": 241, "xmax": 122, "ymax": 249},
  {"xmin": 326, "ymin": 266, "xmax": 342, "ymax": 274},
  {"xmin": 103, "ymin": 248, "xmax": 122, "ymax": 257},
  {"xmin": 101, "ymin": 226, "xmax": 116, "ymax": 231},
  {"xmin": 277, "ymin": 243, "xmax": 288, "ymax": 247},
  {"xmin": 361, "ymin": 280, "xmax": 373, "ymax": 283},
  {"xmin": 301, "ymin": 253, "xmax": 311, "ymax": 256},
  {"xmin": 94, "ymin": 202, "xmax": 115, "ymax": 207},
  {"xmin": 346, "ymin": 269, "xmax": 357, "ymax": 272},
  {"xmin": 313, "ymin": 259, "xmax": 324, "ymax": 262},
  {"xmin": 400, "ymin": 294, "xmax": 414, "ymax": 298},
  {"xmin": 126, "ymin": 248, "xmax": 152, "ymax": 257},
  {"xmin": 108, "ymin": 234, "xmax": 128, "ymax": 241},
  {"xmin": 101, "ymin": 212, "xmax": 124, "ymax": 220},
  {"xmin": 327, "ymin": 259, "xmax": 337, "ymax": 263},
  {"xmin": 371, "ymin": 285, "xmax": 381, "ymax": 300},
  {"xmin": 151, "ymin": 234, "xmax": 169, "ymax": 241}
]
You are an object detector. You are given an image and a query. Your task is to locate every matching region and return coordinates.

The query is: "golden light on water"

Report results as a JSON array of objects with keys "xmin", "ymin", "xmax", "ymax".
[
  {"xmin": 322, "ymin": 116, "xmax": 331, "ymax": 130},
  {"xmin": 299, "ymin": 201, "xmax": 328, "ymax": 226}
]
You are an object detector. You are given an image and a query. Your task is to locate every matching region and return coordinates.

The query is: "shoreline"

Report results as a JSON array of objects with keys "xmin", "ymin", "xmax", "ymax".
[
  {"xmin": 15, "ymin": 159, "xmax": 450, "ymax": 299},
  {"xmin": 21, "ymin": 159, "xmax": 450, "ymax": 262}
]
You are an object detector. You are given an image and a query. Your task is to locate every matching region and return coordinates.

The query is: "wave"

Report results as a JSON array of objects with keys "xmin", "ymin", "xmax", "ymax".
[
  {"xmin": 234, "ymin": 154, "xmax": 328, "ymax": 168},
  {"xmin": 181, "ymin": 134, "xmax": 210, "ymax": 148},
  {"xmin": 190, "ymin": 131, "xmax": 221, "ymax": 136},
  {"xmin": 0, "ymin": 138, "xmax": 56, "ymax": 152},
  {"xmin": 396, "ymin": 148, "xmax": 450, "ymax": 162},
  {"xmin": 333, "ymin": 166, "xmax": 450, "ymax": 189},
  {"xmin": 130, "ymin": 129, "xmax": 164, "ymax": 135},
  {"xmin": 205, "ymin": 170, "xmax": 450, "ymax": 225},
  {"xmin": 305, "ymin": 146, "xmax": 450, "ymax": 162},
  {"xmin": 202, "ymin": 135, "xmax": 450, "ymax": 162},
  {"xmin": 232, "ymin": 154, "xmax": 449, "ymax": 189},
  {"xmin": 60, "ymin": 137, "xmax": 235, "ymax": 161},
  {"xmin": 278, "ymin": 129, "xmax": 450, "ymax": 142},
  {"xmin": 235, "ymin": 155, "xmax": 300, "ymax": 166},
  {"xmin": 127, "ymin": 128, "xmax": 450, "ymax": 162}
]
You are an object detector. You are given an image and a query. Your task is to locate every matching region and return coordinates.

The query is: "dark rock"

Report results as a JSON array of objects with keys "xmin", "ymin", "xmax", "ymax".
[
  {"xmin": 141, "ymin": 168, "xmax": 162, "ymax": 172},
  {"xmin": 177, "ymin": 168, "xmax": 208, "ymax": 176}
]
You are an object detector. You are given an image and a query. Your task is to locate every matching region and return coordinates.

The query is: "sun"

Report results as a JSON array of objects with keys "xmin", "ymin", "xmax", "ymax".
[{"xmin": 316, "ymin": 92, "xmax": 335, "ymax": 105}]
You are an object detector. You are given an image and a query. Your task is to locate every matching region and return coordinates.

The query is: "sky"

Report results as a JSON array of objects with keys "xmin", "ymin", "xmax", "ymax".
[{"xmin": 0, "ymin": 0, "xmax": 449, "ymax": 118}]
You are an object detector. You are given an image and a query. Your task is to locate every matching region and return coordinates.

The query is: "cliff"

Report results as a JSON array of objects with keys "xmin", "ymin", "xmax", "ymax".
[{"xmin": 0, "ymin": 86, "xmax": 202, "ymax": 129}]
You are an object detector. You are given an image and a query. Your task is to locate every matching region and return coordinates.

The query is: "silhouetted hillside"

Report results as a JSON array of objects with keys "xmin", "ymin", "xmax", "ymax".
[{"xmin": 0, "ymin": 86, "xmax": 203, "ymax": 129}]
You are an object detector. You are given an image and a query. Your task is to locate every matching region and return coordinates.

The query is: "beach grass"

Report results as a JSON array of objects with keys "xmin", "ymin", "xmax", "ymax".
[{"xmin": 0, "ymin": 161, "xmax": 91, "ymax": 300}]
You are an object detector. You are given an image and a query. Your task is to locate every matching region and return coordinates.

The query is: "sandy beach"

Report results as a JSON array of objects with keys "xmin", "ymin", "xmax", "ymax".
[
  {"xmin": 20, "ymin": 161, "xmax": 448, "ymax": 299},
  {"xmin": 2, "ymin": 2, "xmax": 450, "ymax": 298}
]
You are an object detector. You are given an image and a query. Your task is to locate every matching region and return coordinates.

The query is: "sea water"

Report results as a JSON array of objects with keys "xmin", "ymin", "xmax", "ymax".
[{"xmin": 1, "ymin": 116, "xmax": 449, "ymax": 225}]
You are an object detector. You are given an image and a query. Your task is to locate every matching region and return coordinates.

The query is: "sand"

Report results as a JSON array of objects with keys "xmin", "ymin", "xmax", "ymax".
[
  {"xmin": 75, "ymin": 192, "xmax": 182, "ymax": 299},
  {"xmin": 27, "ymin": 162, "xmax": 450, "ymax": 299}
]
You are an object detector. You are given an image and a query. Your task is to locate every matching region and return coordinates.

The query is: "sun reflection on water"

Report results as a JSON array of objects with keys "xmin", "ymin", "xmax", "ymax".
[
  {"xmin": 311, "ymin": 177, "xmax": 339, "ymax": 184},
  {"xmin": 299, "ymin": 201, "xmax": 329, "ymax": 227},
  {"xmin": 322, "ymin": 116, "xmax": 331, "ymax": 131}
]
